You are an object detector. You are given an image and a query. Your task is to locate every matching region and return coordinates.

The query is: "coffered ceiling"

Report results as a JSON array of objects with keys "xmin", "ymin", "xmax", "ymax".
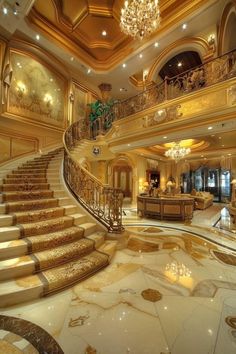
[{"xmin": 27, "ymin": 0, "xmax": 211, "ymax": 71}]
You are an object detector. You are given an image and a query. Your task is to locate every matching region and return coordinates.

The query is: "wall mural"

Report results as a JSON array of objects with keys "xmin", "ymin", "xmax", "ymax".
[{"xmin": 8, "ymin": 51, "xmax": 66, "ymax": 128}]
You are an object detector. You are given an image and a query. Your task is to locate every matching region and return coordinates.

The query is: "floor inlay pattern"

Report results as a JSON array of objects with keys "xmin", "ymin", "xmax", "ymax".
[
  {"xmin": 0, "ymin": 315, "xmax": 63, "ymax": 354},
  {"xmin": 141, "ymin": 288, "xmax": 162, "ymax": 302},
  {"xmin": 2, "ymin": 215, "xmax": 236, "ymax": 353}
]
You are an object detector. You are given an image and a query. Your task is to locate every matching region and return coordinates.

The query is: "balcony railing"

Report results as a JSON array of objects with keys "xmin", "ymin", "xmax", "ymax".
[
  {"xmin": 63, "ymin": 121, "xmax": 124, "ymax": 234},
  {"xmin": 113, "ymin": 49, "xmax": 236, "ymax": 120}
]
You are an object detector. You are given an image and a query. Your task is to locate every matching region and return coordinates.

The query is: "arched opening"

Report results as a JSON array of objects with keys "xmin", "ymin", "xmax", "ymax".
[
  {"xmin": 158, "ymin": 51, "xmax": 202, "ymax": 80},
  {"xmin": 223, "ymin": 12, "xmax": 236, "ymax": 53},
  {"xmin": 113, "ymin": 161, "xmax": 133, "ymax": 201}
]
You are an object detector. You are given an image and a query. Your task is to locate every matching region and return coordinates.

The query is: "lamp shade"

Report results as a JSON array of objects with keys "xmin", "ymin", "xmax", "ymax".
[
  {"xmin": 166, "ymin": 181, "xmax": 173, "ymax": 187},
  {"xmin": 231, "ymin": 179, "xmax": 236, "ymax": 184}
]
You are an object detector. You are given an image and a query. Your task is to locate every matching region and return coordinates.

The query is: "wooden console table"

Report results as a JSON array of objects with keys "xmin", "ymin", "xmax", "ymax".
[{"xmin": 137, "ymin": 196, "xmax": 194, "ymax": 221}]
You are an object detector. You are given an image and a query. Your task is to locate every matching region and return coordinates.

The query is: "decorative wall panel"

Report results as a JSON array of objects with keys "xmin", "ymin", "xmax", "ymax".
[
  {"xmin": 8, "ymin": 51, "xmax": 66, "ymax": 128},
  {"xmin": 0, "ymin": 133, "xmax": 37, "ymax": 164}
]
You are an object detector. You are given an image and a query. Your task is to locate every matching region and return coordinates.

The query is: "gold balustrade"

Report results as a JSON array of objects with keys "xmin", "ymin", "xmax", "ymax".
[
  {"xmin": 63, "ymin": 121, "xmax": 124, "ymax": 234},
  {"xmin": 113, "ymin": 49, "xmax": 236, "ymax": 120}
]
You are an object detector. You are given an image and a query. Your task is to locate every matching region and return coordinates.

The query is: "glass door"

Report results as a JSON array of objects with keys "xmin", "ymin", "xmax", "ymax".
[{"xmin": 220, "ymin": 169, "xmax": 231, "ymax": 203}]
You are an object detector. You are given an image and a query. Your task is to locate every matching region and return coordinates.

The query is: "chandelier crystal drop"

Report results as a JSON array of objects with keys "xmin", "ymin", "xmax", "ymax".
[
  {"xmin": 120, "ymin": 0, "xmax": 161, "ymax": 40},
  {"xmin": 165, "ymin": 142, "xmax": 191, "ymax": 162}
]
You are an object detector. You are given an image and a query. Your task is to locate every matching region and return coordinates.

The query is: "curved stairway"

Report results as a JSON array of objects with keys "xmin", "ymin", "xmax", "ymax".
[{"xmin": 0, "ymin": 148, "xmax": 116, "ymax": 307}]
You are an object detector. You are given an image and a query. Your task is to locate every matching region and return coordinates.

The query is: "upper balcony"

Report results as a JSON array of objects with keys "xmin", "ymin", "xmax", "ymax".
[{"xmin": 106, "ymin": 49, "xmax": 236, "ymax": 153}]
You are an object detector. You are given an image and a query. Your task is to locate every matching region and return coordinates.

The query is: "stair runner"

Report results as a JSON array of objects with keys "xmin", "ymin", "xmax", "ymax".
[{"xmin": 0, "ymin": 148, "xmax": 112, "ymax": 307}]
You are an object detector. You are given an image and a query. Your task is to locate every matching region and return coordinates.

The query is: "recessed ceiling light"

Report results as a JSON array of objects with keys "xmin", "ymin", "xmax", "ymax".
[
  {"xmin": 211, "ymin": 134, "xmax": 215, "ymax": 137},
  {"xmin": 163, "ymin": 136, "xmax": 167, "ymax": 139},
  {"xmin": 36, "ymin": 34, "xmax": 40, "ymax": 41},
  {"xmin": 102, "ymin": 30, "xmax": 107, "ymax": 36},
  {"xmin": 208, "ymin": 126, "xmax": 213, "ymax": 130},
  {"xmin": 222, "ymin": 144, "xmax": 225, "ymax": 147},
  {"xmin": 177, "ymin": 62, "xmax": 182, "ymax": 67},
  {"xmin": 201, "ymin": 155, "xmax": 204, "ymax": 157},
  {"xmin": 120, "ymin": 88, "xmax": 123, "ymax": 91},
  {"xmin": 219, "ymin": 136, "xmax": 222, "ymax": 139},
  {"xmin": 3, "ymin": 7, "xmax": 8, "ymax": 15},
  {"xmin": 87, "ymin": 69, "xmax": 91, "ymax": 74},
  {"xmin": 127, "ymin": 143, "xmax": 131, "ymax": 146},
  {"xmin": 154, "ymin": 42, "xmax": 159, "ymax": 47},
  {"xmin": 139, "ymin": 53, "xmax": 143, "ymax": 58},
  {"xmin": 70, "ymin": 57, "xmax": 74, "ymax": 61},
  {"xmin": 182, "ymin": 23, "xmax": 187, "ymax": 30},
  {"xmin": 228, "ymin": 153, "xmax": 232, "ymax": 156},
  {"xmin": 122, "ymin": 63, "xmax": 126, "ymax": 68}
]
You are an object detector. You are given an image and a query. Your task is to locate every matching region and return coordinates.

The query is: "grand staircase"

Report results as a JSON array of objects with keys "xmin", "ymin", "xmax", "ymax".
[{"xmin": 0, "ymin": 148, "xmax": 116, "ymax": 307}]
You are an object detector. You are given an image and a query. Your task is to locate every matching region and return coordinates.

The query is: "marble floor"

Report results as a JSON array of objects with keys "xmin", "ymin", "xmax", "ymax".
[{"xmin": 1, "ymin": 204, "xmax": 236, "ymax": 354}]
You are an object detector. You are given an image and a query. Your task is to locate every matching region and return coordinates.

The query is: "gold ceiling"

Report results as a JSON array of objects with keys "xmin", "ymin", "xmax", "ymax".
[
  {"xmin": 27, "ymin": 0, "xmax": 209, "ymax": 71},
  {"xmin": 132, "ymin": 132, "xmax": 236, "ymax": 160}
]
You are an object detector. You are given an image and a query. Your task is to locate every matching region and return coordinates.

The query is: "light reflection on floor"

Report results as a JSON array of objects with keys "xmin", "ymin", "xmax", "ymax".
[{"xmin": 1, "ymin": 203, "xmax": 236, "ymax": 354}]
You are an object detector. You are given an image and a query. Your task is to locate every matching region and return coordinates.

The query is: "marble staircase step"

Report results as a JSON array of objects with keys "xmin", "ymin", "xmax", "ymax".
[
  {"xmin": 0, "ymin": 250, "xmax": 108, "ymax": 307},
  {"xmin": 98, "ymin": 240, "xmax": 118, "ymax": 261},
  {"xmin": 0, "ymin": 226, "xmax": 85, "ymax": 261},
  {"xmin": 0, "ymin": 213, "xmax": 87, "ymax": 242},
  {"xmin": 3, "ymin": 205, "xmax": 76, "ymax": 225},
  {"xmin": 0, "ymin": 183, "xmax": 50, "ymax": 192},
  {"xmin": 0, "ymin": 238, "xmax": 95, "ymax": 281},
  {"xmin": 0, "ymin": 198, "xmax": 59, "ymax": 214},
  {"xmin": 0, "ymin": 275, "xmax": 44, "ymax": 308}
]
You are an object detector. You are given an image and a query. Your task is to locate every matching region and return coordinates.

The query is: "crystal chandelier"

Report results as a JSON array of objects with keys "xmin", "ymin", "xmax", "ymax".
[
  {"xmin": 165, "ymin": 142, "xmax": 191, "ymax": 162},
  {"xmin": 120, "ymin": 0, "xmax": 161, "ymax": 40}
]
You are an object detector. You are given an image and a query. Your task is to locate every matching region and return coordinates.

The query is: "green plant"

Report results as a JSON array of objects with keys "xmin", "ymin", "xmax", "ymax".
[{"xmin": 87, "ymin": 99, "xmax": 114, "ymax": 129}]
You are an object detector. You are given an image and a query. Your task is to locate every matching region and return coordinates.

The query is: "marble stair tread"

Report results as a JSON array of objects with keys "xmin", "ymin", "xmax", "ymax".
[
  {"xmin": 0, "ymin": 226, "xmax": 21, "ymax": 242},
  {"xmin": 0, "ymin": 238, "xmax": 28, "ymax": 260},
  {"xmin": 18, "ymin": 213, "xmax": 86, "ymax": 237},
  {"xmin": 79, "ymin": 222, "xmax": 97, "ymax": 236},
  {"xmin": 0, "ymin": 238, "xmax": 95, "ymax": 280},
  {"xmin": 0, "ymin": 198, "xmax": 59, "ymax": 213},
  {"xmin": 86, "ymin": 231, "xmax": 106, "ymax": 248},
  {"xmin": 0, "ymin": 214, "xmax": 13, "ymax": 227},
  {"xmin": 0, "ymin": 275, "xmax": 44, "ymax": 308},
  {"xmin": 3, "ymin": 177, "xmax": 48, "ymax": 184},
  {"xmin": 1, "ymin": 190, "xmax": 54, "ymax": 202},
  {"xmin": 0, "ymin": 255, "xmax": 35, "ymax": 281},
  {"xmin": 41, "ymin": 250, "xmax": 109, "ymax": 295},
  {"xmin": 98, "ymin": 240, "xmax": 118, "ymax": 261},
  {"xmin": 0, "ymin": 225, "xmax": 84, "ymax": 261},
  {"xmin": 0, "ymin": 183, "xmax": 50, "ymax": 192},
  {"xmin": 11, "ymin": 206, "xmax": 66, "ymax": 224}
]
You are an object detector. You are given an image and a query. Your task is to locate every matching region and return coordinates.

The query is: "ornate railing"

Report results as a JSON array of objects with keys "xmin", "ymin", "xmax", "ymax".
[
  {"xmin": 63, "ymin": 121, "xmax": 124, "ymax": 234},
  {"xmin": 113, "ymin": 48, "xmax": 236, "ymax": 120}
]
